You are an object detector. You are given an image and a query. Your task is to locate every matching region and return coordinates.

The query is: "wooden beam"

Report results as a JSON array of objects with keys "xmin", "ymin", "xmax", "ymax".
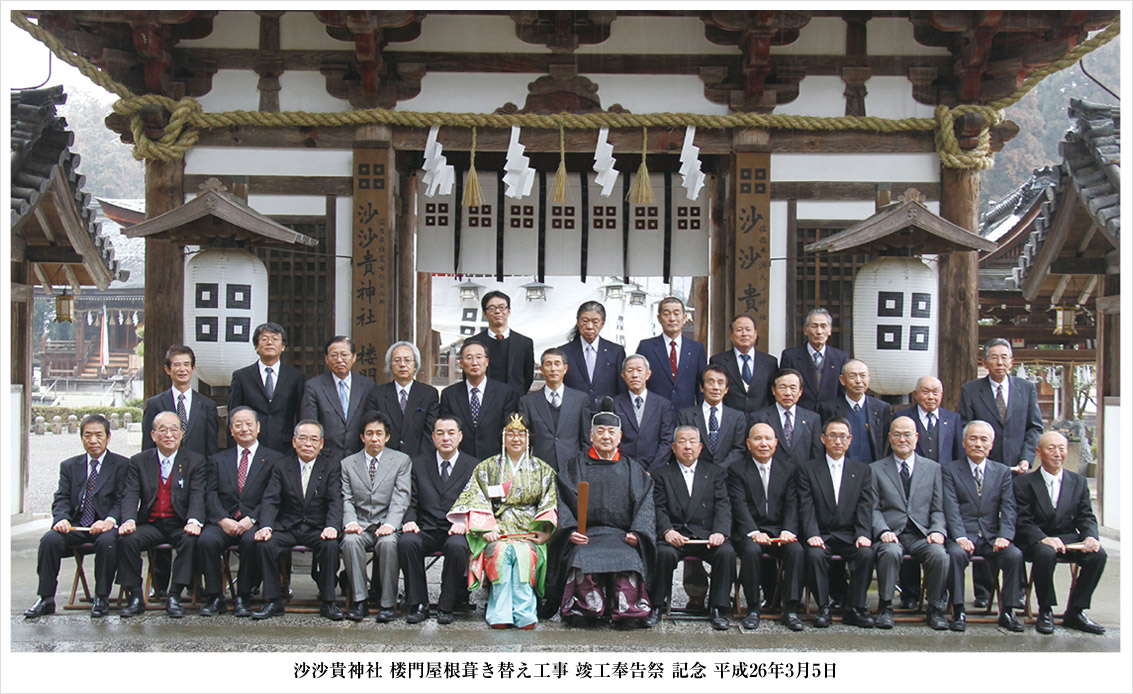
[
  {"xmin": 1049, "ymin": 274, "xmax": 1071, "ymax": 305},
  {"xmin": 937, "ymin": 166, "xmax": 981, "ymax": 411},
  {"xmin": 978, "ymin": 324, "xmax": 1095, "ymax": 343},
  {"xmin": 1075, "ymin": 221, "xmax": 1099, "ymax": 253},
  {"xmin": 1020, "ymin": 184, "xmax": 1077, "ymax": 301},
  {"xmin": 772, "ymin": 181, "xmax": 939, "ymax": 201},
  {"xmin": 33, "ymin": 206, "xmax": 59, "ymax": 244},
  {"xmin": 184, "ymin": 174, "xmax": 352, "ymax": 196},
  {"xmin": 23, "ymin": 246, "xmax": 85, "ymax": 264},
  {"xmin": 1010, "ymin": 348, "xmax": 1096, "ymax": 365},
  {"xmin": 1049, "ymin": 257, "xmax": 1106, "ymax": 275},
  {"xmin": 1077, "ymin": 275, "xmax": 1098, "ymax": 306},
  {"xmin": 143, "ymin": 157, "xmax": 185, "ymax": 397},
  {"xmin": 11, "ymin": 283, "xmax": 34, "ymax": 302}
]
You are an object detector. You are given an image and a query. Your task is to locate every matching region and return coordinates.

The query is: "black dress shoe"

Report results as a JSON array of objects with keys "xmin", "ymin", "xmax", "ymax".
[
  {"xmin": 813, "ymin": 605, "xmax": 832, "ymax": 629},
  {"xmin": 782, "ymin": 611, "xmax": 804, "ymax": 632},
  {"xmin": 232, "ymin": 596, "xmax": 252, "ymax": 618},
  {"xmin": 972, "ymin": 597, "xmax": 989, "ymax": 609},
  {"xmin": 199, "ymin": 596, "xmax": 226, "ymax": 617},
  {"xmin": 1035, "ymin": 608, "xmax": 1055, "ymax": 635},
  {"xmin": 998, "ymin": 611, "xmax": 1024, "ymax": 632},
  {"xmin": 829, "ymin": 598, "xmax": 842, "ymax": 611},
  {"xmin": 166, "ymin": 595, "xmax": 185, "ymax": 618},
  {"xmin": 898, "ymin": 594, "xmax": 919, "ymax": 610},
  {"xmin": 1063, "ymin": 610, "xmax": 1106, "ymax": 635},
  {"xmin": 91, "ymin": 597, "xmax": 110, "ymax": 618},
  {"xmin": 742, "ymin": 611, "xmax": 760, "ymax": 630},
  {"xmin": 874, "ymin": 606, "xmax": 894, "ymax": 629},
  {"xmin": 321, "ymin": 602, "xmax": 345, "ymax": 621},
  {"xmin": 375, "ymin": 607, "xmax": 396, "ymax": 623},
  {"xmin": 685, "ymin": 596, "xmax": 706, "ymax": 613},
  {"xmin": 643, "ymin": 607, "xmax": 662, "ymax": 628},
  {"xmin": 844, "ymin": 606, "xmax": 875, "ymax": 629},
  {"xmin": 927, "ymin": 608, "xmax": 949, "ymax": 631},
  {"xmin": 708, "ymin": 608, "xmax": 731, "ymax": 631},
  {"xmin": 406, "ymin": 604, "xmax": 429, "ymax": 624},
  {"xmin": 345, "ymin": 602, "xmax": 369, "ymax": 622},
  {"xmin": 120, "ymin": 595, "xmax": 146, "ymax": 618},
  {"xmin": 949, "ymin": 611, "xmax": 967, "ymax": 632},
  {"xmin": 252, "ymin": 599, "xmax": 285, "ymax": 620},
  {"xmin": 24, "ymin": 597, "xmax": 55, "ymax": 618},
  {"xmin": 436, "ymin": 611, "xmax": 455, "ymax": 625},
  {"xmin": 148, "ymin": 587, "xmax": 167, "ymax": 601}
]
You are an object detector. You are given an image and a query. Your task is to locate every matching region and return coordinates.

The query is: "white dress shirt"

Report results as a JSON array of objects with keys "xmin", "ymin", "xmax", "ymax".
[
  {"xmin": 825, "ymin": 454, "xmax": 845, "ymax": 505},
  {"xmin": 679, "ymin": 461, "xmax": 697, "ymax": 496},
  {"xmin": 1039, "ymin": 466, "xmax": 1063, "ymax": 507}
]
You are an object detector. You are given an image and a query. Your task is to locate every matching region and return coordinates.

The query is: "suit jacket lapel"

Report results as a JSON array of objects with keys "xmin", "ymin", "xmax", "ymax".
[
  {"xmin": 532, "ymin": 391, "xmax": 555, "ymax": 433},
  {"xmin": 817, "ymin": 463, "xmax": 837, "ymax": 513},
  {"xmin": 688, "ymin": 465, "xmax": 710, "ymax": 514},
  {"xmin": 750, "ymin": 464, "xmax": 767, "ymax": 514},
  {"xmin": 958, "ymin": 462, "xmax": 980, "ymax": 505},
  {"xmin": 979, "ymin": 379, "xmax": 1003, "ymax": 424},
  {"xmin": 671, "ymin": 466, "xmax": 692, "ymax": 512},
  {"xmin": 90, "ymin": 456, "xmax": 113, "ymax": 496},
  {"xmin": 880, "ymin": 458, "xmax": 906, "ymax": 505}
]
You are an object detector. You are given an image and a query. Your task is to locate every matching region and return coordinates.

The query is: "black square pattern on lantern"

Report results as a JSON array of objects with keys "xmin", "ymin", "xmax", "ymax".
[
  {"xmin": 226, "ymin": 317, "xmax": 251, "ymax": 342},
  {"xmin": 460, "ymin": 325, "xmax": 476, "ymax": 336},
  {"xmin": 876, "ymin": 325, "xmax": 902, "ymax": 350},
  {"xmin": 462, "ymin": 308, "xmax": 478, "ymax": 322},
  {"xmin": 909, "ymin": 326, "xmax": 930, "ymax": 351},
  {"xmin": 877, "ymin": 292, "xmax": 904, "ymax": 317},
  {"xmin": 195, "ymin": 283, "xmax": 218, "ymax": 309},
  {"xmin": 911, "ymin": 293, "xmax": 932, "ymax": 318},
  {"xmin": 227, "ymin": 284, "xmax": 252, "ymax": 310},
  {"xmin": 196, "ymin": 316, "xmax": 218, "ymax": 342}
]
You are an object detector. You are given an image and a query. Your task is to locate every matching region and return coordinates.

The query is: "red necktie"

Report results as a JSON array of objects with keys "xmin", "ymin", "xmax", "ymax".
[
  {"xmin": 237, "ymin": 448, "xmax": 249, "ymax": 494},
  {"xmin": 669, "ymin": 340, "xmax": 678, "ymax": 377}
]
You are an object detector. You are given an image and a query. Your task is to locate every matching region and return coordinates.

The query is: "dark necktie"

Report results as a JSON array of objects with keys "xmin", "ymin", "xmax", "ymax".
[
  {"xmin": 634, "ymin": 395, "xmax": 644, "ymax": 425},
  {"xmin": 237, "ymin": 448, "xmax": 250, "ymax": 494},
  {"xmin": 399, "ymin": 388, "xmax": 408, "ymax": 414},
  {"xmin": 264, "ymin": 366, "xmax": 275, "ymax": 400},
  {"xmin": 368, "ymin": 456, "xmax": 378, "ymax": 484},
  {"xmin": 852, "ymin": 403, "xmax": 861, "ymax": 414},
  {"xmin": 926, "ymin": 411, "xmax": 936, "ymax": 434},
  {"xmin": 441, "ymin": 460, "xmax": 451, "ymax": 484},
  {"xmin": 813, "ymin": 350, "xmax": 823, "ymax": 383},
  {"xmin": 669, "ymin": 340, "xmax": 678, "ymax": 377},
  {"xmin": 79, "ymin": 459, "xmax": 100, "ymax": 527},
  {"xmin": 900, "ymin": 460, "xmax": 912, "ymax": 497},
  {"xmin": 741, "ymin": 354, "xmax": 752, "ymax": 385},
  {"xmin": 470, "ymin": 387, "xmax": 481, "ymax": 426},
  {"xmin": 974, "ymin": 465, "xmax": 984, "ymax": 496},
  {"xmin": 782, "ymin": 410, "xmax": 794, "ymax": 448},
  {"xmin": 995, "ymin": 383, "xmax": 1007, "ymax": 421},
  {"xmin": 708, "ymin": 406, "xmax": 719, "ymax": 451},
  {"xmin": 176, "ymin": 393, "xmax": 188, "ymax": 432}
]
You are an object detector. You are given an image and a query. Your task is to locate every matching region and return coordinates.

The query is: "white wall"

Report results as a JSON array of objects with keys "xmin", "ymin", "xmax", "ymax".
[{"xmin": 1101, "ymin": 402, "xmax": 1121, "ymax": 528}]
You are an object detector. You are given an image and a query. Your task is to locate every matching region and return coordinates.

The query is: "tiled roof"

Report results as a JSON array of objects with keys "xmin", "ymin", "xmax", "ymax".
[{"xmin": 11, "ymin": 85, "xmax": 120, "ymax": 281}]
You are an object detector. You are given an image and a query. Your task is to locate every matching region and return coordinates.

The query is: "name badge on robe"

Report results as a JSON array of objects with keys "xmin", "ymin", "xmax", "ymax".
[{"xmin": 487, "ymin": 484, "xmax": 506, "ymax": 499}]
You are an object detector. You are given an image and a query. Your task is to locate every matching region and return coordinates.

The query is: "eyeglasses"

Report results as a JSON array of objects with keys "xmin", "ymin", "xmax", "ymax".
[
  {"xmin": 154, "ymin": 426, "xmax": 182, "ymax": 435},
  {"xmin": 823, "ymin": 434, "xmax": 851, "ymax": 441},
  {"xmin": 391, "ymin": 357, "xmax": 416, "ymax": 365},
  {"xmin": 890, "ymin": 432, "xmax": 917, "ymax": 440},
  {"xmin": 294, "ymin": 435, "xmax": 323, "ymax": 443},
  {"xmin": 484, "ymin": 304, "xmax": 509, "ymax": 313},
  {"xmin": 504, "ymin": 431, "xmax": 527, "ymax": 438},
  {"xmin": 327, "ymin": 352, "xmax": 354, "ymax": 361}
]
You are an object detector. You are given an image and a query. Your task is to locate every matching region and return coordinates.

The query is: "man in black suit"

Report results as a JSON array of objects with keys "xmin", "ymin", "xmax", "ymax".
[
  {"xmin": 895, "ymin": 375, "xmax": 965, "ymax": 609},
  {"xmin": 612, "ymin": 354, "xmax": 674, "ymax": 471},
  {"xmin": 374, "ymin": 341, "xmax": 439, "ymax": 458},
  {"xmin": 300, "ymin": 335, "xmax": 380, "ymax": 465},
  {"xmin": 709, "ymin": 314, "xmax": 777, "ymax": 416},
  {"xmin": 634, "ymin": 296, "xmax": 706, "ymax": 411},
  {"xmin": 25, "ymin": 414, "xmax": 129, "ymax": 619},
  {"xmin": 817, "ymin": 359, "xmax": 891, "ymax": 464},
  {"xmin": 959, "ymin": 338, "xmax": 1044, "ymax": 475},
  {"xmin": 439, "ymin": 341, "xmax": 520, "ymax": 459},
  {"xmin": 197, "ymin": 406, "xmax": 279, "ymax": 618},
  {"xmin": 398, "ymin": 416, "xmax": 477, "ymax": 625},
  {"xmin": 1015, "ymin": 431, "xmax": 1107, "ymax": 635},
  {"xmin": 142, "ymin": 345, "xmax": 218, "ymax": 457},
  {"xmin": 676, "ymin": 365, "xmax": 747, "ymax": 470},
  {"xmin": 941, "ymin": 420, "xmax": 1025, "ymax": 632},
  {"xmin": 779, "ymin": 309, "xmax": 849, "ymax": 412},
  {"xmin": 228, "ymin": 322, "xmax": 306, "ymax": 454},
  {"xmin": 896, "ymin": 376, "xmax": 963, "ymax": 464},
  {"xmin": 729, "ymin": 422, "xmax": 805, "ymax": 631},
  {"xmin": 644, "ymin": 425, "xmax": 734, "ymax": 630},
  {"xmin": 559, "ymin": 301, "xmax": 626, "ymax": 404},
  {"xmin": 116, "ymin": 411, "xmax": 207, "ymax": 618},
  {"xmin": 797, "ymin": 417, "xmax": 876, "ymax": 629},
  {"xmin": 252, "ymin": 420, "xmax": 344, "ymax": 621},
  {"xmin": 750, "ymin": 369, "xmax": 823, "ymax": 467},
  {"xmin": 519, "ymin": 348, "xmax": 592, "ymax": 470},
  {"xmin": 465, "ymin": 290, "xmax": 535, "ymax": 395}
]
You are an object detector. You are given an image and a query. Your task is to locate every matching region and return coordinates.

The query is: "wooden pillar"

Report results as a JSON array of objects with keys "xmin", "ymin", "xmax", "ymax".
[
  {"xmin": 352, "ymin": 125, "xmax": 396, "ymax": 385},
  {"xmin": 11, "ymin": 277, "xmax": 33, "ymax": 513},
  {"xmin": 143, "ymin": 158, "xmax": 185, "ymax": 397},
  {"xmin": 937, "ymin": 167, "xmax": 980, "ymax": 410},
  {"xmin": 732, "ymin": 131, "xmax": 772, "ymax": 342},
  {"xmin": 398, "ymin": 170, "xmax": 418, "ymax": 351},
  {"xmin": 1060, "ymin": 364, "xmax": 1075, "ymax": 421},
  {"xmin": 707, "ymin": 171, "xmax": 728, "ymax": 355}
]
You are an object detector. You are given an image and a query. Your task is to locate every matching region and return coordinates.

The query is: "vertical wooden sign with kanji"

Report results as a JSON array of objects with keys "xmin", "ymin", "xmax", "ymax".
[
  {"xmin": 352, "ymin": 145, "xmax": 393, "ymax": 384},
  {"xmin": 734, "ymin": 152, "xmax": 771, "ymax": 340}
]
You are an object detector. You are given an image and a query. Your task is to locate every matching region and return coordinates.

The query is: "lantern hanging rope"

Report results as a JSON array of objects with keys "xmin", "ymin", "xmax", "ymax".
[{"xmin": 11, "ymin": 11, "xmax": 1121, "ymax": 172}]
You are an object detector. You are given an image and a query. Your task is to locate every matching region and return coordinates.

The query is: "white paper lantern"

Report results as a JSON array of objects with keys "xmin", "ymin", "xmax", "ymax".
[
  {"xmin": 184, "ymin": 248, "xmax": 268, "ymax": 386},
  {"xmin": 853, "ymin": 256, "xmax": 937, "ymax": 395}
]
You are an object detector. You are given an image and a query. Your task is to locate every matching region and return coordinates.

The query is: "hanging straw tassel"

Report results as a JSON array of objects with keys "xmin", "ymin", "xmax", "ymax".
[
  {"xmin": 552, "ymin": 125, "xmax": 568, "ymax": 203},
  {"xmin": 627, "ymin": 126, "xmax": 654, "ymax": 205},
  {"xmin": 461, "ymin": 126, "xmax": 484, "ymax": 208}
]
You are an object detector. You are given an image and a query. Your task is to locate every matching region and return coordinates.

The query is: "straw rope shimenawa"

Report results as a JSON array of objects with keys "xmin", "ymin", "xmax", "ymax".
[{"xmin": 14, "ymin": 11, "xmax": 1120, "ymax": 198}]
